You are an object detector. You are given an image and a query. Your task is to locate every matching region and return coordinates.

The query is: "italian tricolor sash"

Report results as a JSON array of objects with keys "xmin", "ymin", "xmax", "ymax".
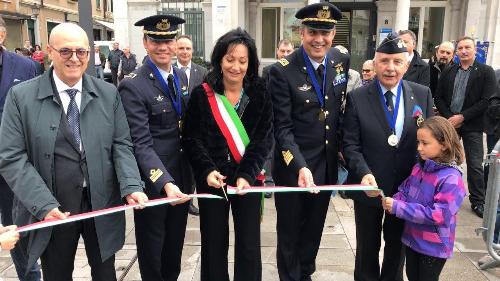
[{"xmin": 202, "ymin": 83, "xmax": 249, "ymax": 164}]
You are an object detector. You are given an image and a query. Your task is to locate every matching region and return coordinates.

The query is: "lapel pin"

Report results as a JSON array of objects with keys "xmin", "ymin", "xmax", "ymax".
[{"xmin": 155, "ymin": 95, "xmax": 164, "ymax": 102}]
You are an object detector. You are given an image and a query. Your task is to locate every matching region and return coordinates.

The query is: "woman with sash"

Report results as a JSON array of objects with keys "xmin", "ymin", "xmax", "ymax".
[{"xmin": 182, "ymin": 28, "xmax": 273, "ymax": 281}]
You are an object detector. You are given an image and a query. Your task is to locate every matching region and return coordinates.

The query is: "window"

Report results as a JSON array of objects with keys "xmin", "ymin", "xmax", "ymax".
[
  {"xmin": 261, "ymin": 8, "xmax": 280, "ymax": 59},
  {"xmin": 96, "ymin": 0, "xmax": 101, "ymax": 10}
]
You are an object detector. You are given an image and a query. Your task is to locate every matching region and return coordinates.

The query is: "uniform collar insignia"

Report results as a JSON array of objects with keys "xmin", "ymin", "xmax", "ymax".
[
  {"xmin": 298, "ymin": 84, "xmax": 312, "ymax": 92},
  {"xmin": 155, "ymin": 95, "xmax": 164, "ymax": 102},
  {"xmin": 149, "ymin": 73, "xmax": 154, "ymax": 79}
]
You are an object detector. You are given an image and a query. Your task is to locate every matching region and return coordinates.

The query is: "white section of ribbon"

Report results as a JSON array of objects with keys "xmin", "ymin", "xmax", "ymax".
[
  {"xmin": 226, "ymin": 185, "xmax": 379, "ymax": 195},
  {"xmin": 215, "ymin": 94, "xmax": 245, "ymax": 157}
]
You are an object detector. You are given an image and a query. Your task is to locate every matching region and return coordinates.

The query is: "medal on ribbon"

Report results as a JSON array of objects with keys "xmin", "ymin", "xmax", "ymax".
[
  {"xmin": 302, "ymin": 48, "xmax": 327, "ymax": 121},
  {"xmin": 376, "ymin": 80, "xmax": 403, "ymax": 147}
]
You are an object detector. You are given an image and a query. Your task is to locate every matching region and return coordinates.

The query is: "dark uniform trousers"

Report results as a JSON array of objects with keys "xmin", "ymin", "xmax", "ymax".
[
  {"xmin": 198, "ymin": 192, "xmax": 262, "ymax": 281},
  {"xmin": 134, "ymin": 198, "xmax": 189, "ymax": 281},
  {"xmin": 40, "ymin": 113, "xmax": 116, "ymax": 281},
  {"xmin": 353, "ymin": 201, "xmax": 405, "ymax": 281},
  {"xmin": 275, "ymin": 191, "xmax": 331, "ymax": 281}
]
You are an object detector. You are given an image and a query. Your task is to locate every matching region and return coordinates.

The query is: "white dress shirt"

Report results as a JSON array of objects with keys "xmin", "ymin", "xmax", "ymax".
[
  {"xmin": 177, "ymin": 61, "xmax": 191, "ymax": 83},
  {"xmin": 53, "ymin": 71, "xmax": 83, "ymax": 114},
  {"xmin": 379, "ymin": 83, "xmax": 405, "ymax": 140}
]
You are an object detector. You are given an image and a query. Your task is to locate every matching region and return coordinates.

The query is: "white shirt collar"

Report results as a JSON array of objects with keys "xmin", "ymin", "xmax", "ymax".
[
  {"xmin": 53, "ymin": 71, "xmax": 83, "ymax": 93},
  {"xmin": 157, "ymin": 64, "xmax": 174, "ymax": 81},
  {"xmin": 308, "ymin": 56, "xmax": 326, "ymax": 70},
  {"xmin": 379, "ymin": 82, "xmax": 399, "ymax": 96},
  {"xmin": 177, "ymin": 61, "xmax": 191, "ymax": 69},
  {"xmin": 408, "ymin": 52, "xmax": 414, "ymax": 63}
]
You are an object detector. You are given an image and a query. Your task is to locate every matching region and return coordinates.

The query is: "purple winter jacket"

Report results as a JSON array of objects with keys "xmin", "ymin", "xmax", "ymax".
[{"xmin": 391, "ymin": 159, "xmax": 466, "ymax": 259}]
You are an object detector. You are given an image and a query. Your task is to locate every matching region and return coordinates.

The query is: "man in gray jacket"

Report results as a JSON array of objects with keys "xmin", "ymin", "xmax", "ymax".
[{"xmin": 0, "ymin": 23, "xmax": 147, "ymax": 281}]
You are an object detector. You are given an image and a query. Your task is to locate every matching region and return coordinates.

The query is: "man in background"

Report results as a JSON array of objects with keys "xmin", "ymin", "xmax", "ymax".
[
  {"xmin": 429, "ymin": 41, "xmax": 455, "ymax": 98},
  {"xmin": 399, "ymin": 29, "xmax": 430, "ymax": 87},
  {"xmin": 361, "ymin": 59, "xmax": 376, "ymax": 85},
  {"xmin": 108, "ymin": 42, "xmax": 123, "ymax": 86}
]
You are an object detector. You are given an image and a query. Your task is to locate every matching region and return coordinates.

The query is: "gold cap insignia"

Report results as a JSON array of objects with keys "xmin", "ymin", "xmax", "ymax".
[
  {"xmin": 282, "ymin": 150, "xmax": 294, "ymax": 166},
  {"xmin": 156, "ymin": 19, "xmax": 170, "ymax": 31},
  {"xmin": 317, "ymin": 7, "xmax": 331, "ymax": 20},
  {"xmin": 150, "ymin": 169, "xmax": 164, "ymax": 183}
]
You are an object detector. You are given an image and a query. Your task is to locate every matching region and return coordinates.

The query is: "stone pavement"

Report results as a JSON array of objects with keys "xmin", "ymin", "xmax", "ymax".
[{"xmin": 1, "ymin": 195, "xmax": 500, "ymax": 281}]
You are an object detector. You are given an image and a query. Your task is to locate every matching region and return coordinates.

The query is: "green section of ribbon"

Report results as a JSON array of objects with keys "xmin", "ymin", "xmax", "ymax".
[{"xmin": 218, "ymin": 94, "xmax": 250, "ymax": 147}]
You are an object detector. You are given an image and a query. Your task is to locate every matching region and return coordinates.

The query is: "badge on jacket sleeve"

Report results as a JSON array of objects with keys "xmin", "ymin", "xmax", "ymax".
[
  {"xmin": 150, "ymin": 169, "xmax": 163, "ymax": 183},
  {"xmin": 279, "ymin": 58, "xmax": 289, "ymax": 66},
  {"xmin": 282, "ymin": 150, "xmax": 294, "ymax": 166}
]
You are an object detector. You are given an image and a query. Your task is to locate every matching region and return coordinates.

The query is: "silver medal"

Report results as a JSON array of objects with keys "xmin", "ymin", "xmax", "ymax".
[{"xmin": 388, "ymin": 134, "xmax": 399, "ymax": 146}]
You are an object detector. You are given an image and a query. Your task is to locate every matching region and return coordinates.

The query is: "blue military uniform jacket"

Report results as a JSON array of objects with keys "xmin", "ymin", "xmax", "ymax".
[
  {"xmin": 269, "ymin": 46, "xmax": 350, "ymax": 186},
  {"xmin": 118, "ymin": 62, "xmax": 194, "ymax": 197}
]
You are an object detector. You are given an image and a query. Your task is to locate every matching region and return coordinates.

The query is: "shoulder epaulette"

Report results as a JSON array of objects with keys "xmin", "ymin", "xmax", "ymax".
[
  {"xmin": 279, "ymin": 58, "xmax": 289, "ymax": 66},
  {"xmin": 334, "ymin": 45, "xmax": 349, "ymax": 55}
]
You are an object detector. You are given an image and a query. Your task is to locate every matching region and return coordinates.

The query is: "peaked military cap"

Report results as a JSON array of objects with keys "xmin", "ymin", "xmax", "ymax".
[
  {"xmin": 135, "ymin": 15, "xmax": 185, "ymax": 41},
  {"xmin": 377, "ymin": 32, "xmax": 408, "ymax": 54},
  {"xmin": 295, "ymin": 2, "xmax": 342, "ymax": 30}
]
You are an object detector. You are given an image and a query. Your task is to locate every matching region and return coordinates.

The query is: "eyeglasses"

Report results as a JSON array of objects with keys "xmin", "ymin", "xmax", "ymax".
[
  {"xmin": 50, "ymin": 46, "xmax": 89, "ymax": 59},
  {"xmin": 362, "ymin": 69, "xmax": 373, "ymax": 73}
]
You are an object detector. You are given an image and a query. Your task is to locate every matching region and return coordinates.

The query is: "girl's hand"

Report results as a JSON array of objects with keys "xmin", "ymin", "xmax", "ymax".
[
  {"xmin": 235, "ymin": 177, "xmax": 250, "ymax": 195},
  {"xmin": 382, "ymin": 197, "xmax": 394, "ymax": 213},
  {"xmin": 207, "ymin": 170, "xmax": 226, "ymax": 189}
]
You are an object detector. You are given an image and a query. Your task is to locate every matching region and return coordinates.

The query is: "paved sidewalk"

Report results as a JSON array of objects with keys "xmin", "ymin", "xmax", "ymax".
[{"xmin": 1, "ymin": 195, "xmax": 500, "ymax": 281}]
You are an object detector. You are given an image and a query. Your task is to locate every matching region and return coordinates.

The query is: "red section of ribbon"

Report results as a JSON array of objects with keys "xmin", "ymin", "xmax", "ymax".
[
  {"xmin": 202, "ymin": 83, "xmax": 242, "ymax": 163},
  {"xmin": 16, "ymin": 196, "xmax": 182, "ymax": 233}
]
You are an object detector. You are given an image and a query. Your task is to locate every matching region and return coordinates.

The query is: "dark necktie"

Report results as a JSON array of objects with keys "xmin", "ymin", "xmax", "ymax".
[
  {"xmin": 167, "ymin": 74, "xmax": 177, "ymax": 100},
  {"xmin": 316, "ymin": 64, "xmax": 325, "ymax": 90},
  {"xmin": 65, "ymin": 89, "xmax": 81, "ymax": 149},
  {"xmin": 384, "ymin": 91, "xmax": 395, "ymax": 117}
]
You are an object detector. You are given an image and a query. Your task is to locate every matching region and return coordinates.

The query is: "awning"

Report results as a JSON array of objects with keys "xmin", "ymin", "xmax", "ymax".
[
  {"xmin": 0, "ymin": 11, "xmax": 31, "ymax": 20},
  {"xmin": 95, "ymin": 20, "xmax": 114, "ymax": 30}
]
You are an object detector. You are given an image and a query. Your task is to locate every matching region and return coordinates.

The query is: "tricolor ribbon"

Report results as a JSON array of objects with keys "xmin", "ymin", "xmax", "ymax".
[
  {"xmin": 17, "ymin": 194, "xmax": 222, "ymax": 233},
  {"xmin": 226, "ymin": 184, "xmax": 380, "ymax": 195}
]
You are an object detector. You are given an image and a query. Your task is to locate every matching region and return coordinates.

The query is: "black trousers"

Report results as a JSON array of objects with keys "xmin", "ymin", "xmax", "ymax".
[
  {"xmin": 275, "ymin": 191, "xmax": 331, "ymax": 281},
  {"xmin": 111, "ymin": 68, "xmax": 119, "ymax": 86},
  {"xmin": 459, "ymin": 130, "xmax": 485, "ymax": 206},
  {"xmin": 134, "ymin": 201, "xmax": 189, "ymax": 281},
  {"xmin": 405, "ymin": 247, "xmax": 446, "ymax": 281},
  {"xmin": 353, "ymin": 201, "xmax": 405, "ymax": 281},
  {"xmin": 40, "ymin": 193, "xmax": 115, "ymax": 281},
  {"xmin": 199, "ymin": 193, "xmax": 261, "ymax": 281}
]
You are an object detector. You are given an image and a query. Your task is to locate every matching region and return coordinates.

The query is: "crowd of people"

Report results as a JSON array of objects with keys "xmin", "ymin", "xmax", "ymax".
[{"xmin": 0, "ymin": 2, "xmax": 499, "ymax": 281}]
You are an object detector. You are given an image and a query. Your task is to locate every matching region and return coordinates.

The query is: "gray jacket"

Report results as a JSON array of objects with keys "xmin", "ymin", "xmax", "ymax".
[{"xmin": 0, "ymin": 68, "xmax": 144, "ymax": 269}]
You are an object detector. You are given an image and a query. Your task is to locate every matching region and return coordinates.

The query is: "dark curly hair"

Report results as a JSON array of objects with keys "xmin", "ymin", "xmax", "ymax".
[{"xmin": 205, "ymin": 28, "xmax": 260, "ymax": 94}]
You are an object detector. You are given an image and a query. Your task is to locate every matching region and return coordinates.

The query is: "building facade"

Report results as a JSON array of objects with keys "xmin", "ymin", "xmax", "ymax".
[
  {"xmin": 0, "ymin": 0, "xmax": 114, "ymax": 51},
  {"xmin": 112, "ymin": 0, "xmax": 500, "ymax": 71}
]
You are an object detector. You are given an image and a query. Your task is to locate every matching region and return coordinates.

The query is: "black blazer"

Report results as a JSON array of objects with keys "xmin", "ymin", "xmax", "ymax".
[
  {"xmin": 403, "ymin": 51, "xmax": 430, "ymax": 87},
  {"xmin": 118, "ymin": 63, "xmax": 193, "ymax": 197},
  {"xmin": 342, "ymin": 80, "xmax": 434, "ymax": 207},
  {"xmin": 182, "ymin": 79, "xmax": 274, "ymax": 195},
  {"xmin": 435, "ymin": 60, "xmax": 497, "ymax": 132},
  {"xmin": 269, "ymin": 46, "xmax": 350, "ymax": 186}
]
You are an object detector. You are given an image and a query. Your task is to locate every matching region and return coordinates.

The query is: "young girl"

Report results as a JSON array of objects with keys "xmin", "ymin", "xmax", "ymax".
[{"xmin": 382, "ymin": 116, "xmax": 466, "ymax": 281}]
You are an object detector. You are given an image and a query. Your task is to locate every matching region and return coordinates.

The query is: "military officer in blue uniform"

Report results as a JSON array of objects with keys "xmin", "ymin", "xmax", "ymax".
[
  {"xmin": 268, "ymin": 3, "xmax": 350, "ymax": 281},
  {"xmin": 118, "ymin": 15, "xmax": 192, "ymax": 281}
]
